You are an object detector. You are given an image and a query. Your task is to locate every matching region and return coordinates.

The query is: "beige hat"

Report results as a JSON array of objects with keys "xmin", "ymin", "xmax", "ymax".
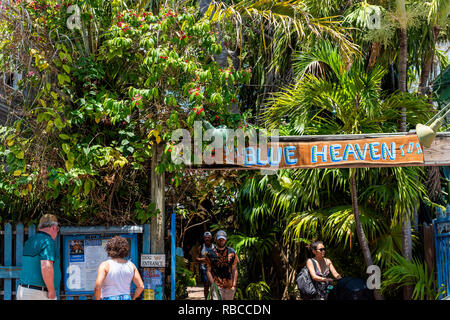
[{"xmin": 38, "ymin": 214, "xmax": 59, "ymax": 229}]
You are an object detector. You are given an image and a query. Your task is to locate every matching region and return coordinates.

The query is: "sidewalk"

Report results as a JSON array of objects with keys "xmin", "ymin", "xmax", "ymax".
[{"xmin": 186, "ymin": 285, "xmax": 205, "ymax": 300}]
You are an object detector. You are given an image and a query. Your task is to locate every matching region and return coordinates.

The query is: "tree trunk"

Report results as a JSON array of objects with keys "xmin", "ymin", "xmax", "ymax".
[
  {"xmin": 396, "ymin": 0, "xmax": 414, "ymax": 299},
  {"xmin": 398, "ymin": 27, "xmax": 408, "ymax": 131},
  {"xmin": 397, "ymin": 0, "xmax": 408, "ymax": 130},
  {"xmin": 350, "ymin": 171, "xmax": 383, "ymax": 300},
  {"xmin": 269, "ymin": 241, "xmax": 289, "ymax": 298},
  {"xmin": 418, "ymin": 27, "xmax": 440, "ymax": 95},
  {"xmin": 151, "ymin": 144, "xmax": 166, "ymax": 254},
  {"xmin": 367, "ymin": 41, "xmax": 381, "ymax": 71},
  {"xmin": 418, "ymin": 54, "xmax": 433, "ymax": 96},
  {"xmin": 401, "ymin": 212, "xmax": 413, "ymax": 299}
]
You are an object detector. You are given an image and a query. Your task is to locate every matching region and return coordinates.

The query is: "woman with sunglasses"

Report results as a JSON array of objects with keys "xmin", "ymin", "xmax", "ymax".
[{"xmin": 306, "ymin": 241, "xmax": 342, "ymax": 300}]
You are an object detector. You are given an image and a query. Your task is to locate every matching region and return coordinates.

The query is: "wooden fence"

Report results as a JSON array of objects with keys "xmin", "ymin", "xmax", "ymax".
[{"xmin": 0, "ymin": 223, "xmax": 150, "ymax": 300}]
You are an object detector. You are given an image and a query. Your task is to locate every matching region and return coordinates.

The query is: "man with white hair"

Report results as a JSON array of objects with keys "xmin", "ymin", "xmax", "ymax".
[{"xmin": 17, "ymin": 214, "xmax": 61, "ymax": 300}]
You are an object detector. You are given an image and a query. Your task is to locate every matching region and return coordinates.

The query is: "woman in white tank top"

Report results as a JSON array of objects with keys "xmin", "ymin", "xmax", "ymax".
[{"xmin": 94, "ymin": 236, "xmax": 144, "ymax": 300}]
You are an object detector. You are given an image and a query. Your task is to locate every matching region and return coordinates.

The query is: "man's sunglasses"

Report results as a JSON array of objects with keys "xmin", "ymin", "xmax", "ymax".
[{"xmin": 317, "ymin": 248, "xmax": 326, "ymax": 252}]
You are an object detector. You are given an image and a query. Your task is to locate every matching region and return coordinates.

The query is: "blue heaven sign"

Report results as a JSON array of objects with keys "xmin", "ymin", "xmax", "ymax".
[{"xmin": 237, "ymin": 135, "xmax": 424, "ymax": 169}]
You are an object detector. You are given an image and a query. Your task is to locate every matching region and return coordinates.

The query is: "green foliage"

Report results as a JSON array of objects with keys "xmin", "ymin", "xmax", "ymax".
[
  {"xmin": 0, "ymin": 3, "xmax": 250, "ymax": 223},
  {"xmin": 175, "ymin": 255, "xmax": 196, "ymax": 299},
  {"xmin": 265, "ymin": 40, "xmax": 433, "ymax": 133},
  {"xmin": 381, "ymin": 252, "xmax": 444, "ymax": 300},
  {"xmin": 235, "ymin": 281, "xmax": 272, "ymax": 300},
  {"xmin": 133, "ymin": 201, "xmax": 160, "ymax": 224}
]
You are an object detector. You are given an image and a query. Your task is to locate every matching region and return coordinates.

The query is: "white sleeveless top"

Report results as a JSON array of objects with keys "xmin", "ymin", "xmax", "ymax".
[{"xmin": 101, "ymin": 259, "xmax": 134, "ymax": 298}]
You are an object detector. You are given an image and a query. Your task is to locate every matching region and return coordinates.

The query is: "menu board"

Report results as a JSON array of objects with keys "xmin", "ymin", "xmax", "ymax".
[{"xmin": 63, "ymin": 233, "xmax": 138, "ymax": 295}]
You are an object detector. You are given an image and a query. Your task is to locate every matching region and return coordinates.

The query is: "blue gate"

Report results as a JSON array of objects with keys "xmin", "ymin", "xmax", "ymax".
[
  {"xmin": 0, "ymin": 223, "xmax": 151, "ymax": 300},
  {"xmin": 434, "ymin": 211, "xmax": 450, "ymax": 299}
]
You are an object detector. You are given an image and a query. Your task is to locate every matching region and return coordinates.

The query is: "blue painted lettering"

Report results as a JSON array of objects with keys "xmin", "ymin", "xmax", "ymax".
[
  {"xmin": 369, "ymin": 142, "xmax": 380, "ymax": 160},
  {"xmin": 399, "ymin": 145, "xmax": 405, "ymax": 157},
  {"xmin": 355, "ymin": 143, "xmax": 369, "ymax": 160},
  {"xmin": 268, "ymin": 147, "xmax": 282, "ymax": 166},
  {"xmin": 415, "ymin": 143, "xmax": 422, "ymax": 155},
  {"xmin": 330, "ymin": 144, "xmax": 342, "ymax": 162},
  {"xmin": 343, "ymin": 144, "xmax": 359, "ymax": 161},
  {"xmin": 244, "ymin": 147, "xmax": 256, "ymax": 165},
  {"xmin": 311, "ymin": 145, "xmax": 327, "ymax": 163},
  {"xmin": 381, "ymin": 142, "xmax": 396, "ymax": 160},
  {"xmin": 284, "ymin": 146, "xmax": 298, "ymax": 165},
  {"xmin": 256, "ymin": 148, "xmax": 268, "ymax": 166},
  {"xmin": 407, "ymin": 142, "xmax": 414, "ymax": 154}
]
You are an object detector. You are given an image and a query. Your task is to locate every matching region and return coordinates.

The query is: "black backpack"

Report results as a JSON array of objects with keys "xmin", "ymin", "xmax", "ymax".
[{"xmin": 296, "ymin": 259, "xmax": 319, "ymax": 298}]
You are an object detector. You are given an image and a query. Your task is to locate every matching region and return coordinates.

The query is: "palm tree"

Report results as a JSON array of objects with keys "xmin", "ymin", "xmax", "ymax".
[
  {"xmin": 417, "ymin": 0, "xmax": 450, "ymax": 95},
  {"xmin": 263, "ymin": 41, "xmax": 432, "ymax": 299},
  {"xmin": 203, "ymin": 0, "xmax": 359, "ymax": 120}
]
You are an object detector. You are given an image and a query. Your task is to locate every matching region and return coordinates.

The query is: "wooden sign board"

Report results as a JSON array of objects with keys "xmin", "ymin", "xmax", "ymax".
[
  {"xmin": 196, "ymin": 134, "xmax": 425, "ymax": 170},
  {"xmin": 246, "ymin": 135, "xmax": 423, "ymax": 169}
]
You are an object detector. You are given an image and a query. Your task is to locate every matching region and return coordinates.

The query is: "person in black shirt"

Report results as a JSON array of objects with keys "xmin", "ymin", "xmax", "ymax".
[{"xmin": 205, "ymin": 230, "xmax": 239, "ymax": 300}]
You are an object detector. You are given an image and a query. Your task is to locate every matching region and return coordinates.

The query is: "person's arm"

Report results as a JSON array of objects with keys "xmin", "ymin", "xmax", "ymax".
[
  {"xmin": 131, "ymin": 263, "xmax": 145, "ymax": 300},
  {"xmin": 41, "ymin": 260, "xmax": 56, "ymax": 299},
  {"xmin": 205, "ymin": 256, "xmax": 215, "ymax": 284},
  {"xmin": 231, "ymin": 253, "xmax": 239, "ymax": 290},
  {"xmin": 195, "ymin": 246, "xmax": 206, "ymax": 263},
  {"xmin": 328, "ymin": 259, "xmax": 342, "ymax": 280},
  {"xmin": 94, "ymin": 261, "xmax": 109, "ymax": 300},
  {"xmin": 306, "ymin": 259, "xmax": 332, "ymax": 283},
  {"xmin": 231, "ymin": 265, "xmax": 238, "ymax": 290}
]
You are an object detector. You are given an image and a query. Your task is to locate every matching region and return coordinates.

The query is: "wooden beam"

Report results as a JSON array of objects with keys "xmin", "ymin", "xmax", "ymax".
[
  {"xmin": 422, "ymin": 133, "xmax": 450, "ymax": 166},
  {"xmin": 59, "ymin": 225, "xmax": 144, "ymax": 235},
  {"xmin": 186, "ymin": 132, "xmax": 450, "ymax": 170},
  {"xmin": 150, "ymin": 144, "xmax": 165, "ymax": 254},
  {"xmin": 0, "ymin": 266, "xmax": 21, "ymax": 279}
]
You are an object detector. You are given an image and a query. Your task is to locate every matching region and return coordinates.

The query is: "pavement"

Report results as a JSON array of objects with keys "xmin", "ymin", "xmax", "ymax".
[{"xmin": 186, "ymin": 285, "xmax": 206, "ymax": 300}]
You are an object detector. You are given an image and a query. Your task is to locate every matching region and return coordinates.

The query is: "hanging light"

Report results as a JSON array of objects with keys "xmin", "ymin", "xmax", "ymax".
[{"xmin": 416, "ymin": 103, "xmax": 450, "ymax": 148}]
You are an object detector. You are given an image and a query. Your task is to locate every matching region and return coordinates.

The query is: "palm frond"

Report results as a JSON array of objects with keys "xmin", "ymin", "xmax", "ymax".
[
  {"xmin": 206, "ymin": 0, "xmax": 358, "ymax": 55},
  {"xmin": 381, "ymin": 252, "xmax": 443, "ymax": 300},
  {"xmin": 425, "ymin": 0, "xmax": 450, "ymax": 26}
]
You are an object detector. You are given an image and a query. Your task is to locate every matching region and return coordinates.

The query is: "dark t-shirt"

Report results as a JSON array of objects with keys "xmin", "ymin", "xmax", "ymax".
[{"xmin": 205, "ymin": 246, "xmax": 239, "ymax": 289}]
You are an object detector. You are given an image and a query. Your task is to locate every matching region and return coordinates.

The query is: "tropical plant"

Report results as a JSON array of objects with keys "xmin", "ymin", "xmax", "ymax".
[
  {"xmin": 381, "ymin": 252, "xmax": 444, "ymax": 300},
  {"xmin": 262, "ymin": 41, "xmax": 432, "ymax": 299},
  {"xmin": 202, "ymin": 0, "xmax": 359, "ymax": 121},
  {"xmin": 0, "ymin": 2, "xmax": 251, "ymax": 224},
  {"xmin": 175, "ymin": 255, "xmax": 197, "ymax": 299}
]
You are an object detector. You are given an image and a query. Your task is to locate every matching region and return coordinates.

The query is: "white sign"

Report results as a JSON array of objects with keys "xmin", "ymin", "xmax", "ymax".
[{"xmin": 141, "ymin": 254, "xmax": 166, "ymax": 268}]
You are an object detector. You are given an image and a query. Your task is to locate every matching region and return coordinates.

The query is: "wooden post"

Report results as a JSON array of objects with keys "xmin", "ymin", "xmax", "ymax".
[
  {"xmin": 423, "ymin": 222, "xmax": 435, "ymax": 279},
  {"xmin": 15, "ymin": 223, "xmax": 24, "ymax": 298},
  {"xmin": 402, "ymin": 212, "xmax": 414, "ymax": 300},
  {"xmin": 150, "ymin": 144, "xmax": 165, "ymax": 255},
  {"xmin": 4, "ymin": 223, "xmax": 12, "ymax": 300}
]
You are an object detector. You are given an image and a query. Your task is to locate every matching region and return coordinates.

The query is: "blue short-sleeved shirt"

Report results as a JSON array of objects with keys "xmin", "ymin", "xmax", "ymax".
[{"xmin": 19, "ymin": 231, "xmax": 61, "ymax": 293}]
